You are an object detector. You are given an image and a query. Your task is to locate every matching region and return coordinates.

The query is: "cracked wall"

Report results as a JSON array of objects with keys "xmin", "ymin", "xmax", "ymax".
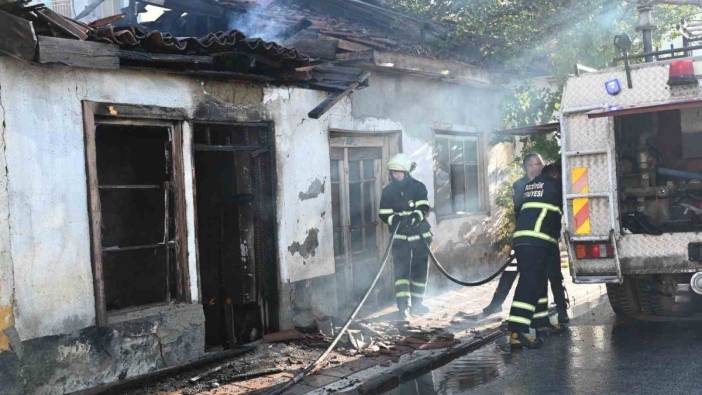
[
  {"xmin": 0, "ymin": 58, "xmax": 225, "ymax": 393},
  {"xmin": 0, "ymin": 76, "xmax": 15, "ymax": 355},
  {"xmin": 264, "ymin": 87, "xmax": 337, "ymax": 285},
  {"xmin": 1, "ymin": 304, "xmax": 204, "ymax": 395},
  {"xmin": 287, "ymin": 228, "xmax": 320, "ymax": 259},
  {"xmin": 298, "ymin": 178, "xmax": 325, "ymax": 201}
]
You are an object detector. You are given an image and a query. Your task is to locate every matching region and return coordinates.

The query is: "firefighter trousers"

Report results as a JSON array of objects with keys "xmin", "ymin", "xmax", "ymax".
[
  {"xmin": 547, "ymin": 245, "xmax": 568, "ymax": 311},
  {"xmin": 507, "ymin": 245, "xmax": 550, "ymax": 333},
  {"xmin": 392, "ymin": 239, "xmax": 429, "ymax": 308}
]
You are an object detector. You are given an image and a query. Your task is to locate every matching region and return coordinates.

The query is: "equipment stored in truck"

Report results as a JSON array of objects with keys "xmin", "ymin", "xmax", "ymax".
[{"xmin": 561, "ymin": 55, "xmax": 702, "ymax": 318}]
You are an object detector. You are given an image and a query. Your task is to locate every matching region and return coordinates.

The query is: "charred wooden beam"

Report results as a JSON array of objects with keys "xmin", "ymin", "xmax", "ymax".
[
  {"xmin": 35, "ymin": 7, "xmax": 90, "ymax": 40},
  {"xmin": 334, "ymin": 50, "xmax": 374, "ymax": 63},
  {"xmin": 0, "ymin": 9, "xmax": 37, "ymax": 61},
  {"xmin": 119, "ymin": 50, "xmax": 214, "ymax": 65},
  {"xmin": 93, "ymin": 102, "xmax": 188, "ymax": 120},
  {"xmin": 308, "ymin": 71, "xmax": 370, "ymax": 119},
  {"xmin": 279, "ymin": 18, "xmax": 312, "ymax": 41},
  {"xmin": 287, "ymin": 38, "xmax": 338, "ymax": 60},
  {"xmin": 37, "ymin": 35, "xmax": 119, "ymax": 69}
]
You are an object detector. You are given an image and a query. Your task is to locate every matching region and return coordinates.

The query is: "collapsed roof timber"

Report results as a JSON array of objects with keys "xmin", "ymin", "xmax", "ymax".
[{"xmin": 0, "ymin": 1, "xmax": 371, "ymax": 118}]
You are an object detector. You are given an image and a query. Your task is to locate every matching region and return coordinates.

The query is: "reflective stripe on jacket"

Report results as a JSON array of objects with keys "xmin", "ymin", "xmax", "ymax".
[
  {"xmin": 378, "ymin": 176, "xmax": 432, "ymax": 241},
  {"xmin": 513, "ymin": 175, "xmax": 562, "ymax": 247}
]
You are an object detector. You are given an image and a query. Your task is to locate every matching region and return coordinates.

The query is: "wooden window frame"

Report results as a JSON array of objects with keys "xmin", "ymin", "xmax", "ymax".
[
  {"xmin": 433, "ymin": 130, "xmax": 488, "ymax": 220},
  {"xmin": 83, "ymin": 101, "xmax": 190, "ymax": 325}
]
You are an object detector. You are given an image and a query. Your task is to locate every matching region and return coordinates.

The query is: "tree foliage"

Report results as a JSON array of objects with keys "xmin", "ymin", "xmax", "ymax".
[
  {"xmin": 388, "ymin": 1, "xmax": 698, "ymax": 77},
  {"xmin": 387, "ymin": 1, "xmax": 699, "ymax": 249}
]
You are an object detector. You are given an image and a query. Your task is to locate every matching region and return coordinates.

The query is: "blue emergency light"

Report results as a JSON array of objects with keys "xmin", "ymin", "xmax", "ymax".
[{"xmin": 605, "ymin": 78, "xmax": 621, "ymax": 95}]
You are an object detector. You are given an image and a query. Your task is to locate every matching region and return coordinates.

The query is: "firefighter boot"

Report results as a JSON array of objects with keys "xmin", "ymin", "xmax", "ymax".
[
  {"xmin": 398, "ymin": 302, "xmax": 410, "ymax": 320},
  {"xmin": 536, "ymin": 323, "xmax": 567, "ymax": 338},
  {"xmin": 557, "ymin": 307, "xmax": 570, "ymax": 324},
  {"xmin": 480, "ymin": 303, "xmax": 502, "ymax": 317},
  {"xmin": 509, "ymin": 331, "xmax": 543, "ymax": 350},
  {"xmin": 411, "ymin": 301, "xmax": 430, "ymax": 316}
]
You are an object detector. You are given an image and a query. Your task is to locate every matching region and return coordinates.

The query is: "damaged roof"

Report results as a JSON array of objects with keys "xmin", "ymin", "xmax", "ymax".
[
  {"xmin": 92, "ymin": 26, "xmax": 309, "ymax": 63},
  {"xmin": 118, "ymin": 0, "xmax": 490, "ymax": 83},
  {"xmin": 214, "ymin": 0, "xmax": 453, "ymax": 58},
  {"xmin": 0, "ymin": 1, "xmax": 370, "ymax": 118},
  {"xmin": 129, "ymin": 0, "xmax": 480, "ymax": 63}
]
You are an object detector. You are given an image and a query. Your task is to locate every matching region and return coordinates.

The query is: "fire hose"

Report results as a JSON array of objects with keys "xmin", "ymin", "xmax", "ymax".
[{"xmin": 266, "ymin": 222, "xmax": 513, "ymax": 395}]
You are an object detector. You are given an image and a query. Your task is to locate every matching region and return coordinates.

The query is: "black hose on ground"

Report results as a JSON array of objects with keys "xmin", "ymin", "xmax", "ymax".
[
  {"xmin": 424, "ymin": 240, "xmax": 515, "ymax": 287},
  {"xmin": 266, "ymin": 226, "xmax": 513, "ymax": 394},
  {"xmin": 265, "ymin": 223, "xmax": 400, "ymax": 395}
]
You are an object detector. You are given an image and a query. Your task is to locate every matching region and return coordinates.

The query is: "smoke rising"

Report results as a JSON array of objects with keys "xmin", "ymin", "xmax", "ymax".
[{"xmin": 228, "ymin": 0, "xmax": 287, "ymax": 42}]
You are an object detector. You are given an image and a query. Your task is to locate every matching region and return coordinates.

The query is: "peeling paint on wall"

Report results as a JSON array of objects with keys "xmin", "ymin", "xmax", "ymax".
[
  {"xmin": 287, "ymin": 228, "xmax": 319, "ymax": 259},
  {"xmin": 0, "ymin": 305, "xmax": 13, "ymax": 352},
  {"xmin": 298, "ymin": 178, "xmax": 325, "ymax": 201}
]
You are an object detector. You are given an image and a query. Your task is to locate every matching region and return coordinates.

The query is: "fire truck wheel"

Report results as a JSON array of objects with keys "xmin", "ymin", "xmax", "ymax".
[
  {"xmin": 636, "ymin": 275, "xmax": 696, "ymax": 317},
  {"xmin": 606, "ymin": 276, "xmax": 641, "ymax": 317}
]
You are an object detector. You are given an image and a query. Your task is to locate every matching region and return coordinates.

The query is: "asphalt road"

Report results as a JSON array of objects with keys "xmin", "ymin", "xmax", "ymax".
[{"xmin": 386, "ymin": 302, "xmax": 702, "ymax": 395}]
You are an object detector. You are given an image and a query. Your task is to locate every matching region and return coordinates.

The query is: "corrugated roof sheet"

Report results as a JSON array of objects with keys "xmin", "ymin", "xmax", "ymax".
[{"xmin": 93, "ymin": 26, "xmax": 310, "ymax": 65}]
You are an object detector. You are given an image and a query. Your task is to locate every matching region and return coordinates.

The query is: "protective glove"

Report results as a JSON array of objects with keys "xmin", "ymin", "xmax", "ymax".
[{"xmin": 408, "ymin": 211, "xmax": 423, "ymax": 227}]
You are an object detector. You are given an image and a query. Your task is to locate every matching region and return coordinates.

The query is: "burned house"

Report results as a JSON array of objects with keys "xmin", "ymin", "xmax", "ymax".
[{"xmin": 0, "ymin": 1, "xmax": 511, "ymax": 393}]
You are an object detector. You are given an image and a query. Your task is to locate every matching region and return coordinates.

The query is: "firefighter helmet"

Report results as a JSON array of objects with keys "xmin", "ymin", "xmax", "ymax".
[{"xmin": 387, "ymin": 153, "xmax": 415, "ymax": 172}]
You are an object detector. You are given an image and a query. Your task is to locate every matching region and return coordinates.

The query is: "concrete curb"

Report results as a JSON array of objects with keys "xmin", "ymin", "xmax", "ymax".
[
  {"xmin": 347, "ymin": 328, "xmax": 504, "ymax": 395},
  {"xmin": 304, "ymin": 283, "xmax": 609, "ymax": 395}
]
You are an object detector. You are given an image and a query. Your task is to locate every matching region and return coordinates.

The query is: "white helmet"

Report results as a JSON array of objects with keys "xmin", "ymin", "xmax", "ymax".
[{"xmin": 387, "ymin": 153, "xmax": 415, "ymax": 172}]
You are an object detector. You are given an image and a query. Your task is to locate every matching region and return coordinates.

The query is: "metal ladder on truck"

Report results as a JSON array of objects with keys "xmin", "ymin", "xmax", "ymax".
[{"xmin": 562, "ymin": 117, "xmax": 623, "ymax": 285}]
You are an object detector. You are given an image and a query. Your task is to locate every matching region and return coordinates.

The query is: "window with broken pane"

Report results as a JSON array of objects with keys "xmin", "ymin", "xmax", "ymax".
[
  {"xmin": 95, "ymin": 124, "xmax": 178, "ymax": 311},
  {"xmin": 434, "ymin": 134, "xmax": 482, "ymax": 217}
]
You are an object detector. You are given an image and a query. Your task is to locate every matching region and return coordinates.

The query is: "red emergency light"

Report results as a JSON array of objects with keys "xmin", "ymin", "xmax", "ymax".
[
  {"xmin": 668, "ymin": 59, "xmax": 697, "ymax": 86},
  {"xmin": 574, "ymin": 242, "xmax": 614, "ymax": 260}
]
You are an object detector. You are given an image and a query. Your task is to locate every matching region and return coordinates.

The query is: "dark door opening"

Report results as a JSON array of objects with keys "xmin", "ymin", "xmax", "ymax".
[{"xmin": 194, "ymin": 123, "xmax": 277, "ymax": 349}]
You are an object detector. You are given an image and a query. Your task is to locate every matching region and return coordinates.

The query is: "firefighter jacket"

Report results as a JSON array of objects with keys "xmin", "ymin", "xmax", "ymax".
[
  {"xmin": 378, "ymin": 177, "xmax": 432, "ymax": 242},
  {"xmin": 513, "ymin": 174, "xmax": 563, "ymax": 247},
  {"xmin": 512, "ymin": 175, "xmax": 530, "ymax": 220}
]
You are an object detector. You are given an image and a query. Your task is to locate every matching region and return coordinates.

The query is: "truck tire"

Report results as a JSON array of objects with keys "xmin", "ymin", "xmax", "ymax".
[
  {"xmin": 637, "ymin": 274, "xmax": 696, "ymax": 317},
  {"xmin": 606, "ymin": 275, "xmax": 641, "ymax": 317}
]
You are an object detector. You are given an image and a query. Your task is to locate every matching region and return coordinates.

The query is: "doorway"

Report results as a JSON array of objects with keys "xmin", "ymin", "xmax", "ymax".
[
  {"xmin": 329, "ymin": 132, "xmax": 400, "ymax": 313},
  {"xmin": 194, "ymin": 122, "xmax": 277, "ymax": 349}
]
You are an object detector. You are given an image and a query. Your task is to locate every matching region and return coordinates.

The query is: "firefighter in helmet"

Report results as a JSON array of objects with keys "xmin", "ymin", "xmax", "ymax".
[
  {"xmin": 378, "ymin": 153, "xmax": 433, "ymax": 318},
  {"xmin": 507, "ymin": 162, "xmax": 565, "ymax": 349}
]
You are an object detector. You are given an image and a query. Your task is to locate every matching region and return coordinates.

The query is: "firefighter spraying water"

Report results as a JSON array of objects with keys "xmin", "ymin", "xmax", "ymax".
[{"xmin": 378, "ymin": 153, "xmax": 433, "ymax": 318}]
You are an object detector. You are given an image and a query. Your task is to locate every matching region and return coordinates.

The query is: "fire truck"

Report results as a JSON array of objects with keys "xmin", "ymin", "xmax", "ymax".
[{"xmin": 561, "ymin": 52, "xmax": 702, "ymax": 318}]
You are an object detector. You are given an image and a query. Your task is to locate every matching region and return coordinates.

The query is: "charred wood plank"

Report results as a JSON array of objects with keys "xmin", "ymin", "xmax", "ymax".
[
  {"xmin": 279, "ymin": 18, "xmax": 312, "ymax": 41},
  {"xmin": 89, "ymin": 13, "xmax": 126, "ymax": 28},
  {"xmin": 38, "ymin": 35, "xmax": 119, "ymax": 69},
  {"xmin": 35, "ymin": 7, "xmax": 91, "ymax": 40},
  {"xmin": 334, "ymin": 50, "xmax": 374, "ymax": 62},
  {"xmin": 321, "ymin": 31, "xmax": 396, "ymax": 49},
  {"xmin": 334, "ymin": 38, "xmax": 373, "ymax": 53},
  {"xmin": 314, "ymin": 65, "xmax": 367, "ymax": 75},
  {"xmin": 0, "ymin": 9, "xmax": 37, "ymax": 61},
  {"xmin": 287, "ymin": 38, "xmax": 338, "ymax": 60},
  {"xmin": 119, "ymin": 49, "xmax": 214, "ymax": 65},
  {"xmin": 307, "ymin": 82, "xmax": 352, "ymax": 92},
  {"xmin": 94, "ymin": 102, "xmax": 188, "ymax": 120},
  {"xmin": 308, "ymin": 71, "xmax": 370, "ymax": 119}
]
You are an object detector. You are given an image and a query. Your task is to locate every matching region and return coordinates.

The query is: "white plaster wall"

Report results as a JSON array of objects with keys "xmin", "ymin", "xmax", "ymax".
[
  {"xmin": 263, "ymin": 87, "xmax": 336, "ymax": 283},
  {"xmin": 0, "ymin": 79, "xmax": 15, "ymax": 346},
  {"xmin": 0, "ymin": 59, "xmax": 202, "ymax": 340},
  {"xmin": 181, "ymin": 122, "xmax": 200, "ymax": 303}
]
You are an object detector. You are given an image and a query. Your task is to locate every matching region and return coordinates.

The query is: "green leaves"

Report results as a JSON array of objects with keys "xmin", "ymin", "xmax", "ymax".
[{"xmin": 387, "ymin": 1, "xmax": 698, "ymax": 77}]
